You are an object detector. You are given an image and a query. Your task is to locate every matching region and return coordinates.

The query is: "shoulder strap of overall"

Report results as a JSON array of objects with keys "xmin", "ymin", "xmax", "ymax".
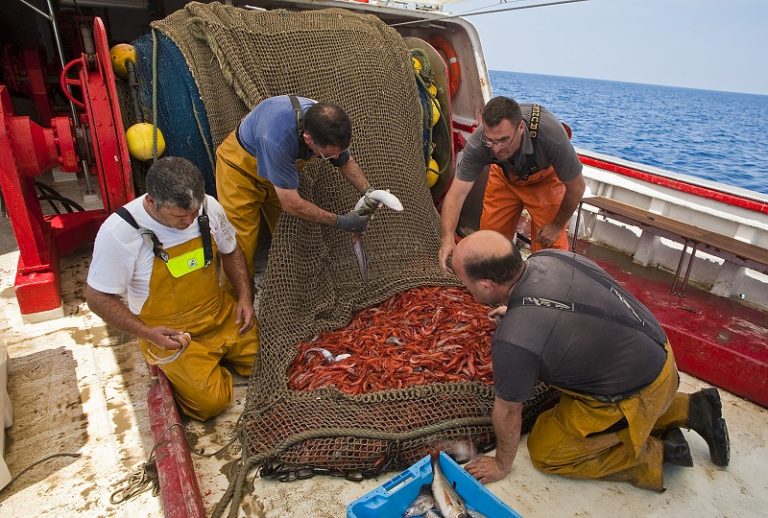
[
  {"xmin": 512, "ymin": 250, "xmax": 666, "ymax": 345},
  {"xmin": 527, "ymin": 104, "xmax": 541, "ymax": 141},
  {"xmin": 289, "ymin": 95, "xmax": 309, "ymax": 156},
  {"xmin": 115, "ymin": 206, "xmax": 169, "ymax": 263},
  {"xmin": 520, "ymin": 104, "xmax": 541, "ymax": 177},
  {"xmin": 115, "ymin": 206, "xmax": 139, "ymax": 229},
  {"xmin": 196, "ymin": 198, "xmax": 213, "ymax": 267}
]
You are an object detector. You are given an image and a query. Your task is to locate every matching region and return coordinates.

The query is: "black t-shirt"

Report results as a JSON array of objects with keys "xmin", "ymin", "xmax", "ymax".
[
  {"xmin": 456, "ymin": 104, "xmax": 582, "ymax": 183},
  {"xmin": 493, "ymin": 251, "xmax": 667, "ymax": 402}
]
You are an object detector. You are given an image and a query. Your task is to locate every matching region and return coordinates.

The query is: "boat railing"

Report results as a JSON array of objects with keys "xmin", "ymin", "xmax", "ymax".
[{"xmin": 573, "ymin": 153, "xmax": 768, "ymax": 311}]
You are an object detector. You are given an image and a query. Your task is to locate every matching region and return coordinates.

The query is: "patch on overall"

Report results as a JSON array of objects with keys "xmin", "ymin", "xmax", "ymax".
[{"xmin": 165, "ymin": 247, "xmax": 206, "ymax": 278}]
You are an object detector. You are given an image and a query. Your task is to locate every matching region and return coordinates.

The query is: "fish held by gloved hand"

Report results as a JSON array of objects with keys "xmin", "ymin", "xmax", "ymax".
[
  {"xmin": 354, "ymin": 189, "xmax": 404, "ymax": 214},
  {"xmin": 349, "ymin": 189, "xmax": 404, "ymax": 283}
]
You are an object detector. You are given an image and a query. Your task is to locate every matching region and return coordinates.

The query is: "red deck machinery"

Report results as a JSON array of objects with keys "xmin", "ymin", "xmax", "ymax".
[
  {"xmin": 0, "ymin": 18, "xmax": 132, "ymax": 321},
  {"xmin": 1, "ymin": 15, "xmax": 205, "ymax": 516}
]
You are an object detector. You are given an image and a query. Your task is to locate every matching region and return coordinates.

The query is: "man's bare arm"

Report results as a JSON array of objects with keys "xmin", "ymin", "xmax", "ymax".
[
  {"xmin": 552, "ymin": 173, "xmax": 586, "ymax": 229},
  {"xmin": 219, "ymin": 245, "xmax": 255, "ymax": 334},
  {"xmin": 491, "ymin": 397, "xmax": 524, "ymax": 474},
  {"xmin": 338, "ymin": 156, "xmax": 370, "ymax": 193},
  {"xmin": 438, "ymin": 178, "xmax": 475, "ymax": 272},
  {"xmin": 536, "ymin": 173, "xmax": 586, "ymax": 247},
  {"xmin": 465, "ymin": 396, "xmax": 523, "ymax": 484},
  {"xmin": 85, "ymin": 285, "xmax": 187, "ymax": 350},
  {"xmin": 220, "ymin": 245, "xmax": 252, "ymax": 303},
  {"xmin": 273, "ymin": 186, "xmax": 337, "ymax": 226}
]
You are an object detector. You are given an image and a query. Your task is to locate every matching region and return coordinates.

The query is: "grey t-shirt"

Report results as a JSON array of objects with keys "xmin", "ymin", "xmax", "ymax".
[
  {"xmin": 456, "ymin": 104, "xmax": 582, "ymax": 183},
  {"xmin": 492, "ymin": 251, "xmax": 667, "ymax": 402}
]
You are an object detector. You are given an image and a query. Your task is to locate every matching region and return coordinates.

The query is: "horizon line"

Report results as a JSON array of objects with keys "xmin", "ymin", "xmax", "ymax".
[{"xmin": 488, "ymin": 69, "xmax": 768, "ymax": 98}]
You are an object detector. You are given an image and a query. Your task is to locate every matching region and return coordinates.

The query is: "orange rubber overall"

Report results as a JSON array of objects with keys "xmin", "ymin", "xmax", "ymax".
[{"xmin": 480, "ymin": 164, "xmax": 569, "ymax": 251}]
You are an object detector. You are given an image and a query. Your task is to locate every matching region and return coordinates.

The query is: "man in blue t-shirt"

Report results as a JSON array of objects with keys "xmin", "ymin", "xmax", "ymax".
[
  {"xmin": 450, "ymin": 230, "xmax": 730, "ymax": 492},
  {"xmin": 216, "ymin": 95, "xmax": 374, "ymax": 275}
]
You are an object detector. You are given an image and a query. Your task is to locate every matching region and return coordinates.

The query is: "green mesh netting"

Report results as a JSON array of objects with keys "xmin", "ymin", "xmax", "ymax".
[{"xmin": 146, "ymin": 3, "xmax": 558, "ymax": 515}]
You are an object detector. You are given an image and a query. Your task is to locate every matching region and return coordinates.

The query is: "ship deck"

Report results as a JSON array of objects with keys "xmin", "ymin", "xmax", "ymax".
[{"xmin": 1, "ymin": 216, "xmax": 767, "ymax": 517}]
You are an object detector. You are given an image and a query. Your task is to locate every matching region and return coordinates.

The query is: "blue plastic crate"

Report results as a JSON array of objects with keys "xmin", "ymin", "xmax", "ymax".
[{"xmin": 347, "ymin": 452, "xmax": 522, "ymax": 518}]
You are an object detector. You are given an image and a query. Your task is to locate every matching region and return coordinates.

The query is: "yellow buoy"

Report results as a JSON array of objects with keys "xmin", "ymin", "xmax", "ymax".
[
  {"xmin": 430, "ymin": 98, "xmax": 440, "ymax": 127},
  {"xmin": 427, "ymin": 83, "xmax": 438, "ymax": 98},
  {"xmin": 126, "ymin": 122, "xmax": 166, "ymax": 161},
  {"xmin": 427, "ymin": 158, "xmax": 440, "ymax": 187},
  {"xmin": 411, "ymin": 55, "xmax": 423, "ymax": 74},
  {"xmin": 110, "ymin": 43, "xmax": 137, "ymax": 80}
]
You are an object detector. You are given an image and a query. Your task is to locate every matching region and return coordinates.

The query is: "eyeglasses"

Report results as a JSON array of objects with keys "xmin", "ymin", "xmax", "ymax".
[
  {"xmin": 316, "ymin": 146, "xmax": 349, "ymax": 160},
  {"xmin": 480, "ymin": 135, "xmax": 512, "ymax": 148},
  {"xmin": 480, "ymin": 122, "xmax": 521, "ymax": 148}
]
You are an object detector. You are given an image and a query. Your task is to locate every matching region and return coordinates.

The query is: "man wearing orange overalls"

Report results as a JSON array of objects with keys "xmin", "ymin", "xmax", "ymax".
[
  {"xmin": 85, "ymin": 157, "xmax": 257, "ymax": 421},
  {"xmin": 439, "ymin": 96, "xmax": 586, "ymax": 272}
]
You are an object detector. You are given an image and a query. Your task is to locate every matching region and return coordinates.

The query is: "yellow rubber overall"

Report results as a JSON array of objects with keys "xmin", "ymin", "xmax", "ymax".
[
  {"xmin": 215, "ymin": 130, "xmax": 282, "ymax": 276},
  {"xmin": 138, "ymin": 236, "xmax": 259, "ymax": 420},
  {"xmin": 527, "ymin": 341, "xmax": 690, "ymax": 491}
]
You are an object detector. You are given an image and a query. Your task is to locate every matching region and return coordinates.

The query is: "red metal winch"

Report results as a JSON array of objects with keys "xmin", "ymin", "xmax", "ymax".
[{"xmin": 0, "ymin": 18, "xmax": 132, "ymax": 320}]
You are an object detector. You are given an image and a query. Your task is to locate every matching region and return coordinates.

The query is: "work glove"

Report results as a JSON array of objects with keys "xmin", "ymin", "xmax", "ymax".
[
  {"xmin": 355, "ymin": 186, "xmax": 380, "ymax": 216},
  {"xmin": 335, "ymin": 209, "xmax": 371, "ymax": 233}
]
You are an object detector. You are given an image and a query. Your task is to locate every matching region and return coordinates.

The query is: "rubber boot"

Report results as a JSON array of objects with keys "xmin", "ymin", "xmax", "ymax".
[
  {"xmin": 687, "ymin": 388, "xmax": 730, "ymax": 466},
  {"xmin": 662, "ymin": 428, "xmax": 693, "ymax": 467}
]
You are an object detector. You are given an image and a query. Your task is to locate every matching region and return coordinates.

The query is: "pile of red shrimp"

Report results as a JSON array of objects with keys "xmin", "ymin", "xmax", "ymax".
[{"xmin": 287, "ymin": 286, "xmax": 496, "ymax": 394}]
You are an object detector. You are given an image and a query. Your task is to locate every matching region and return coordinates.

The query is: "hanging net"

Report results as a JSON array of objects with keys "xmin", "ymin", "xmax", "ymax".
[{"xmin": 135, "ymin": 2, "xmax": 559, "ymax": 514}]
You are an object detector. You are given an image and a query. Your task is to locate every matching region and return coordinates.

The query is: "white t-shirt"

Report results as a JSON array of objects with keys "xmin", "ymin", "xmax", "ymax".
[{"xmin": 87, "ymin": 194, "xmax": 238, "ymax": 314}]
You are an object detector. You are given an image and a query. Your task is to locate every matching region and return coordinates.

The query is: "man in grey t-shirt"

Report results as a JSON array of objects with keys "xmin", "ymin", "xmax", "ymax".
[
  {"xmin": 439, "ymin": 96, "xmax": 585, "ymax": 273},
  {"xmin": 450, "ymin": 230, "xmax": 730, "ymax": 491}
]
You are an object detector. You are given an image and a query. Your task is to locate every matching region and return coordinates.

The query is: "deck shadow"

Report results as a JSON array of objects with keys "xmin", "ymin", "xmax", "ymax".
[{"xmin": 0, "ymin": 346, "xmax": 86, "ymax": 499}]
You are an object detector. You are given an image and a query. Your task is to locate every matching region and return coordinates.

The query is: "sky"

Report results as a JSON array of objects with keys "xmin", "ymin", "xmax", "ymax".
[{"xmin": 447, "ymin": 0, "xmax": 768, "ymax": 96}]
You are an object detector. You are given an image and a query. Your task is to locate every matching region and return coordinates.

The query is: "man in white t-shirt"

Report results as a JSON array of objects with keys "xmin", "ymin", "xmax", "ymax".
[{"xmin": 86, "ymin": 157, "xmax": 257, "ymax": 420}]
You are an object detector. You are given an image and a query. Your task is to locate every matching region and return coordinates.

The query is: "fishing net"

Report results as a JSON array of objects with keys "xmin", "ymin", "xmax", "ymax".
[
  {"xmin": 131, "ymin": 31, "xmax": 218, "ymax": 195},
  {"xmin": 143, "ymin": 2, "xmax": 558, "ymax": 513}
]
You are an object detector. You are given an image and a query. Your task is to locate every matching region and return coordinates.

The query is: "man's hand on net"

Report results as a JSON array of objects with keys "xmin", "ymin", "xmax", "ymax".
[
  {"xmin": 438, "ymin": 239, "xmax": 456, "ymax": 274},
  {"xmin": 336, "ymin": 209, "xmax": 370, "ymax": 233}
]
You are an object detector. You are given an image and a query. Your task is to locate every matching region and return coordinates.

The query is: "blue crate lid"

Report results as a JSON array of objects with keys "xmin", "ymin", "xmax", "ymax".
[{"xmin": 347, "ymin": 451, "xmax": 522, "ymax": 518}]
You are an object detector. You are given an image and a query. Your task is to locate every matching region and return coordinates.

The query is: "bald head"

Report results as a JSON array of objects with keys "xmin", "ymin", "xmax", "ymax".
[{"xmin": 453, "ymin": 230, "xmax": 523, "ymax": 284}]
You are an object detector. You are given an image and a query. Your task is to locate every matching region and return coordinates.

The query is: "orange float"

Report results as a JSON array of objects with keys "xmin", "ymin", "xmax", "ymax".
[{"xmin": 429, "ymin": 36, "xmax": 461, "ymax": 98}]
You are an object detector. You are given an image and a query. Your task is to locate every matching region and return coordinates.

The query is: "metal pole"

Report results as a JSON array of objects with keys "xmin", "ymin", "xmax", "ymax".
[
  {"xmin": 18, "ymin": 0, "xmax": 50, "ymax": 20},
  {"xmin": 45, "ymin": 0, "xmax": 94, "ymax": 193}
]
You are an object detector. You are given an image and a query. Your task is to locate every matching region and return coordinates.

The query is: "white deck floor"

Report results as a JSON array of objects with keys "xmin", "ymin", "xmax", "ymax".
[{"xmin": 1, "ymin": 238, "xmax": 767, "ymax": 517}]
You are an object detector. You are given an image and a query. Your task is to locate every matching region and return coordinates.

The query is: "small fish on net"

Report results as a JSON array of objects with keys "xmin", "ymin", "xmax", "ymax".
[{"xmin": 288, "ymin": 286, "xmax": 496, "ymax": 394}]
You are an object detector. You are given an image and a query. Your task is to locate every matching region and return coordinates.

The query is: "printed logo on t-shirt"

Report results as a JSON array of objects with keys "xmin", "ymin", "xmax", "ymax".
[{"xmin": 522, "ymin": 296, "xmax": 574, "ymax": 311}]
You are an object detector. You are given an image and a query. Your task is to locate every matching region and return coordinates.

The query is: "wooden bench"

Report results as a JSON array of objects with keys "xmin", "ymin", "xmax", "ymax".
[{"xmin": 572, "ymin": 196, "xmax": 768, "ymax": 295}]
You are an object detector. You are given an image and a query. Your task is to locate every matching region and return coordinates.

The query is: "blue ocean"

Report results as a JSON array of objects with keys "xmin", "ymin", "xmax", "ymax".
[{"xmin": 490, "ymin": 71, "xmax": 768, "ymax": 195}]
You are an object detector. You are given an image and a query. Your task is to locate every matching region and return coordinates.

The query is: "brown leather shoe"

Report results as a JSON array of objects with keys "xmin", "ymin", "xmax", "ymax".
[
  {"xmin": 662, "ymin": 428, "xmax": 693, "ymax": 467},
  {"xmin": 687, "ymin": 388, "xmax": 730, "ymax": 467}
]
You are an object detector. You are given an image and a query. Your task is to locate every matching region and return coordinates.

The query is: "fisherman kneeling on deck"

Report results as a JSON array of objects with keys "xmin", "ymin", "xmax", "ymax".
[
  {"xmin": 86, "ymin": 157, "xmax": 257, "ymax": 421},
  {"xmin": 449, "ymin": 230, "xmax": 730, "ymax": 491}
]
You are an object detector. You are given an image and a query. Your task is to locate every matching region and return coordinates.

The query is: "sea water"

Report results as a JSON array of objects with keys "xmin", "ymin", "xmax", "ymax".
[{"xmin": 490, "ymin": 70, "xmax": 768, "ymax": 195}]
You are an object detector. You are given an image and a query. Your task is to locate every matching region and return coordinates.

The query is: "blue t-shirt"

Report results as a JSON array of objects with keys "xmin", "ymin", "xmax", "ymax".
[{"xmin": 236, "ymin": 96, "xmax": 351, "ymax": 189}]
